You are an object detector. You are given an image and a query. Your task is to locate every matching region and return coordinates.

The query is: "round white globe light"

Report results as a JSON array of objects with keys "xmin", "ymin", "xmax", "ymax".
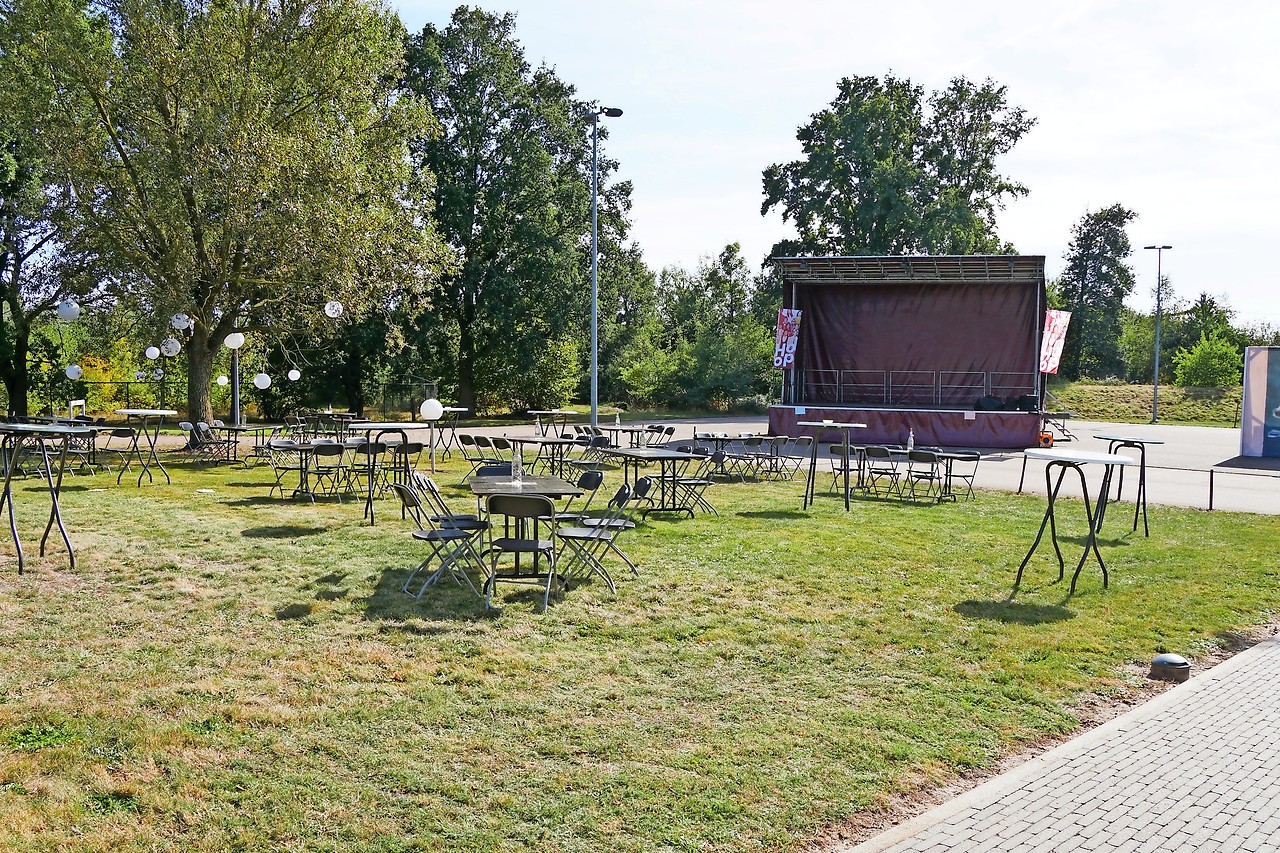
[
  {"xmin": 223, "ymin": 332, "xmax": 245, "ymax": 350},
  {"xmin": 253, "ymin": 372, "xmax": 271, "ymax": 390},
  {"xmin": 152, "ymin": 368, "xmax": 164, "ymax": 380},
  {"xmin": 134, "ymin": 370, "xmax": 146, "ymax": 382},
  {"xmin": 56, "ymin": 300, "xmax": 81, "ymax": 321},
  {"xmin": 65, "ymin": 364, "xmax": 83, "ymax": 380},
  {"xmin": 287, "ymin": 368, "xmax": 301, "ymax": 381},
  {"xmin": 324, "ymin": 300, "xmax": 344, "ymax": 319},
  {"xmin": 171, "ymin": 313, "xmax": 190, "ymax": 330},
  {"xmin": 160, "ymin": 337, "xmax": 181, "ymax": 357},
  {"xmin": 145, "ymin": 345, "xmax": 160, "ymax": 360},
  {"xmin": 216, "ymin": 375, "xmax": 229, "ymax": 386},
  {"xmin": 420, "ymin": 398, "xmax": 444, "ymax": 421}
]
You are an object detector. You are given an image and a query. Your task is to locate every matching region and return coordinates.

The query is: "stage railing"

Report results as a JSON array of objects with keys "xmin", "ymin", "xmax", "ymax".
[{"xmin": 789, "ymin": 369, "xmax": 1037, "ymax": 408}]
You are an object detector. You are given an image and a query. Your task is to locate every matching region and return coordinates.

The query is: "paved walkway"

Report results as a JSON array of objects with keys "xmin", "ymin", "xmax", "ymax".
[{"xmin": 843, "ymin": 633, "xmax": 1280, "ymax": 852}]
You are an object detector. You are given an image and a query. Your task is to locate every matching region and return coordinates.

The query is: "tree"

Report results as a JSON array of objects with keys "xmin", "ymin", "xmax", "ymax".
[
  {"xmin": 1173, "ymin": 332, "xmax": 1242, "ymax": 387},
  {"xmin": 404, "ymin": 7, "xmax": 630, "ymax": 412},
  {"xmin": 1056, "ymin": 204, "xmax": 1138, "ymax": 379},
  {"xmin": 12, "ymin": 0, "xmax": 437, "ymax": 422},
  {"xmin": 761, "ymin": 74, "xmax": 1034, "ymax": 259}
]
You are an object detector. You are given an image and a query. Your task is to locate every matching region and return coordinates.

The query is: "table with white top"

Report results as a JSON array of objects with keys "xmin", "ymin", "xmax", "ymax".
[
  {"xmin": 0, "ymin": 422, "xmax": 95, "ymax": 572},
  {"xmin": 798, "ymin": 421, "xmax": 868, "ymax": 511},
  {"xmin": 346, "ymin": 421, "xmax": 436, "ymax": 526},
  {"xmin": 114, "ymin": 409, "xmax": 179, "ymax": 486},
  {"xmin": 1094, "ymin": 433, "xmax": 1165, "ymax": 537},
  {"xmin": 1014, "ymin": 447, "xmax": 1133, "ymax": 595},
  {"xmin": 528, "ymin": 409, "xmax": 575, "ymax": 437}
]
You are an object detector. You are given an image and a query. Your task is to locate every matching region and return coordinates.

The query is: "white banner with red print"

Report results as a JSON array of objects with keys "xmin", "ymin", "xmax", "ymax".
[
  {"xmin": 774, "ymin": 309, "xmax": 803, "ymax": 369},
  {"xmin": 1039, "ymin": 309, "xmax": 1071, "ymax": 374}
]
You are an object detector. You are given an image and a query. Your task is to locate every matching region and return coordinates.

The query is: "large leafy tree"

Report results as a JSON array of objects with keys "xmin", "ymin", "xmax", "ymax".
[
  {"xmin": 1057, "ymin": 204, "xmax": 1138, "ymax": 379},
  {"xmin": 12, "ymin": 0, "xmax": 438, "ymax": 422},
  {"xmin": 761, "ymin": 74, "xmax": 1034, "ymax": 258},
  {"xmin": 403, "ymin": 6, "xmax": 630, "ymax": 412}
]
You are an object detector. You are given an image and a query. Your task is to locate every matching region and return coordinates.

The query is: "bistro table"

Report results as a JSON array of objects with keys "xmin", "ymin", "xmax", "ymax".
[
  {"xmin": 602, "ymin": 424, "xmax": 651, "ymax": 449},
  {"xmin": 346, "ymin": 421, "xmax": 436, "ymax": 526},
  {"xmin": 0, "ymin": 422, "xmax": 95, "ymax": 573},
  {"xmin": 601, "ymin": 446, "xmax": 701, "ymax": 517},
  {"xmin": 798, "ymin": 421, "xmax": 868, "ymax": 511},
  {"xmin": 438, "ymin": 406, "xmax": 468, "ymax": 458},
  {"xmin": 528, "ymin": 409, "xmax": 575, "ymax": 436},
  {"xmin": 1094, "ymin": 433, "xmax": 1164, "ymax": 537},
  {"xmin": 114, "ymin": 409, "xmax": 178, "ymax": 486},
  {"xmin": 216, "ymin": 423, "xmax": 284, "ymax": 465},
  {"xmin": 521, "ymin": 435, "xmax": 583, "ymax": 479},
  {"xmin": 1013, "ymin": 448, "xmax": 1133, "ymax": 595}
]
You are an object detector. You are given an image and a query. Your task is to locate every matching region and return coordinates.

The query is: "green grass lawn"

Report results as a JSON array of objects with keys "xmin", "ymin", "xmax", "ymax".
[{"xmin": 1, "ymin": 454, "xmax": 1277, "ymax": 852}]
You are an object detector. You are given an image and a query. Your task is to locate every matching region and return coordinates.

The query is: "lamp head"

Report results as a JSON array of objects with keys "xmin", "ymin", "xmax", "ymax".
[
  {"xmin": 1143, "ymin": 244, "xmax": 1172, "ymax": 250},
  {"xmin": 602, "ymin": 107, "xmax": 623, "ymax": 117}
]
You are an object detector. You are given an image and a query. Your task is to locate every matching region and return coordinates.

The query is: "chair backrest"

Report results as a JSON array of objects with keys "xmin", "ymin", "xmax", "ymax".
[
  {"xmin": 476, "ymin": 463, "xmax": 512, "ymax": 478},
  {"xmin": 865, "ymin": 445, "xmax": 894, "ymax": 461},
  {"xmin": 575, "ymin": 469, "xmax": 605, "ymax": 491},
  {"xmin": 389, "ymin": 482, "xmax": 429, "ymax": 529},
  {"xmin": 312, "ymin": 442, "xmax": 344, "ymax": 460},
  {"xmin": 487, "ymin": 493, "xmax": 555, "ymax": 522},
  {"xmin": 633, "ymin": 476, "xmax": 654, "ymax": 500},
  {"xmin": 111, "ymin": 427, "xmax": 135, "ymax": 439}
]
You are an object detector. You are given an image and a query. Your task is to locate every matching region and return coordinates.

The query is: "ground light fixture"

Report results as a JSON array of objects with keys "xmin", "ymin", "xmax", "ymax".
[
  {"xmin": 1144, "ymin": 245, "xmax": 1172, "ymax": 422},
  {"xmin": 589, "ymin": 105, "xmax": 623, "ymax": 427},
  {"xmin": 56, "ymin": 300, "xmax": 81, "ymax": 321}
]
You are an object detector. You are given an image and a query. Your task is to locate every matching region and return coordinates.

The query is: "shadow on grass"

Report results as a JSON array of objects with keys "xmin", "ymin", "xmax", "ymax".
[
  {"xmin": 954, "ymin": 599, "xmax": 1074, "ymax": 624},
  {"xmin": 224, "ymin": 496, "xmax": 286, "ymax": 508},
  {"xmin": 275, "ymin": 603, "xmax": 313, "ymax": 620},
  {"xmin": 241, "ymin": 525, "xmax": 327, "ymax": 539},
  {"xmin": 362, "ymin": 566, "xmax": 487, "ymax": 630}
]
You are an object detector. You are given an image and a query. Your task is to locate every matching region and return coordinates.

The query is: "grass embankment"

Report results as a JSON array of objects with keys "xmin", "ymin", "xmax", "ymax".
[
  {"xmin": 0, "ymin": 455, "xmax": 1277, "ymax": 851},
  {"xmin": 1047, "ymin": 382, "xmax": 1241, "ymax": 427}
]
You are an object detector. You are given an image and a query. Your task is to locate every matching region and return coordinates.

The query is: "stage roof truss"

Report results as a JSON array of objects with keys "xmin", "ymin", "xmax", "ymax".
[{"xmin": 770, "ymin": 255, "xmax": 1045, "ymax": 286}]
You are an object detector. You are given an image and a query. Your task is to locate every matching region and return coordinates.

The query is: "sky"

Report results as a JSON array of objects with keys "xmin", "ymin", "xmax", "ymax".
[{"xmin": 396, "ymin": 1, "xmax": 1280, "ymax": 328}]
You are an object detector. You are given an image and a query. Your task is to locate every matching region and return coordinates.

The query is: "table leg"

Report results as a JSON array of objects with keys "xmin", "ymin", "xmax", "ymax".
[
  {"xmin": 803, "ymin": 438, "xmax": 819, "ymax": 509},
  {"xmin": 1013, "ymin": 463, "xmax": 1071, "ymax": 594},
  {"xmin": 1069, "ymin": 463, "xmax": 1112, "ymax": 593},
  {"xmin": 1, "ymin": 435, "xmax": 25, "ymax": 573},
  {"xmin": 842, "ymin": 434, "xmax": 851, "ymax": 511},
  {"xmin": 38, "ymin": 437, "xmax": 75, "ymax": 565}
]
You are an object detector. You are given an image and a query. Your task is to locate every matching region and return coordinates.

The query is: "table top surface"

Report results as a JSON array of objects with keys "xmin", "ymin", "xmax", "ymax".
[
  {"xmin": 220, "ymin": 423, "xmax": 285, "ymax": 432},
  {"xmin": 1024, "ymin": 448, "xmax": 1133, "ymax": 465},
  {"xmin": 519, "ymin": 435, "xmax": 583, "ymax": 446},
  {"xmin": 115, "ymin": 409, "xmax": 178, "ymax": 417},
  {"xmin": 467, "ymin": 474, "xmax": 582, "ymax": 497},
  {"xmin": 442, "ymin": 406, "xmax": 468, "ymax": 413},
  {"xmin": 0, "ymin": 422, "xmax": 96, "ymax": 436},
  {"xmin": 603, "ymin": 447, "xmax": 699, "ymax": 461},
  {"xmin": 1093, "ymin": 434, "xmax": 1167, "ymax": 445},
  {"xmin": 346, "ymin": 421, "xmax": 435, "ymax": 432},
  {"xmin": 797, "ymin": 420, "xmax": 869, "ymax": 429}
]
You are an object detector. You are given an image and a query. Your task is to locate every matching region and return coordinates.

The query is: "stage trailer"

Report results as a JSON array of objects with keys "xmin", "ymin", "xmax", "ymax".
[{"xmin": 769, "ymin": 255, "xmax": 1046, "ymax": 449}]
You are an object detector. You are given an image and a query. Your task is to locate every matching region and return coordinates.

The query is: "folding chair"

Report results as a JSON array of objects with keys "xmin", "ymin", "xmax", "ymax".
[
  {"xmin": 391, "ymin": 483, "xmax": 486, "ymax": 599},
  {"xmin": 863, "ymin": 445, "xmax": 902, "ymax": 497},
  {"xmin": 483, "ymin": 493, "xmax": 562, "ymax": 612},
  {"xmin": 266, "ymin": 439, "xmax": 302, "ymax": 498},
  {"xmin": 556, "ymin": 482, "xmax": 635, "ymax": 594},
  {"xmin": 456, "ymin": 433, "xmax": 488, "ymax": 480},
  {"xmin": 310, "ymin": 441, "xmax": 350, "ymax": 500},
  {"xmin": 411, "ymin": 472, "xmax": 490, "ymax": 536},
  {"xmin": 946, "ymin": 451, "xmax": 982, "ymax": 501},
  {"xmin": 579, "ymin": 477, "xmax": 651, "ymax": 577},
  {"xmin": 675, "ymin": 452, "xmax": 721, "ymax": 516},
  {"xmin": 543, "ymin": 469, "xmax": 605, "ymax": 525},
  {"xmin": 905, "ymin": 449, "xmax": 943, "ymax": 503}
]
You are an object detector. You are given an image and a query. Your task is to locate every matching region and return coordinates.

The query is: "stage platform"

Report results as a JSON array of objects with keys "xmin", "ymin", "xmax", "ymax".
[{"xmin": 770, "ymin": 405, "xmax": 1041, "ymax": 449}]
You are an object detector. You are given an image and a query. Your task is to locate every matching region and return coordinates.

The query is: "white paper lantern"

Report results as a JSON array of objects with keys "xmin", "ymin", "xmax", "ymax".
[
  {"xmin": 160, "ymin": 337, "xmax": 181, "ymax": 357},
  {"xmin": 420, "ymin": 398, "xmax": 444, "ymax": 421},
  {"xmin": 223, "ymin": 332, "xmax": 245, "ymax": 350},
  {"xmin": 216, "ymin": 375, "xmax": 229, "ymax": 386},
  {"xmin": 134, "ymin": 370, "xmax": 146, "ymax": 381},
  {"xmin": 151, "ymin": 368, "xmax": 164, "ymax": 380},
  {"xmin": 171, "ymin": 313, "xmax": 190, "ymax": 331},
  {"xmin": 65, "ymin": 364, "xmax": 83, "ymax": 380},
  {"xmin": 324, "ymin": 300, "xmax": 344, "ymax": 319},
  {"xmin": 56, "ymin": 300, "xmax": 81, "ymax": 321},
  {"xmin": 253, "ymin": 373, "xmax": 271, "ymax": 390},
  {"xmin": 287, "ymin": 368, "xmax": 301, "ymax": 381},
  {"xmin": 145, "ymin": 345, "xmax": 160, "ymax": 360}
]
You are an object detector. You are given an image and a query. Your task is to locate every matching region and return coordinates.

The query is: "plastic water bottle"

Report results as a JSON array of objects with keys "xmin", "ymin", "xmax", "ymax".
[
  {"xmin": 615, "ymin": 412, "xmax": 621, "ymax": 426},
  {"xmin": 512, "ymin": 444, "xmax": 524, "ymax": 484},
  {"xmin": 907, "ymin": 428, "xmax": 915, "ymax": 453}
]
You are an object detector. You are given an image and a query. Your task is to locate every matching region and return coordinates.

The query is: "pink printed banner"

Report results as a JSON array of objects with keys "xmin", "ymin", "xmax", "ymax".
[
  {"xmin": 1039, "ymin": 309, "xmax": 1072, "ymax": 374},
  {"xmin": 773, "ymin": 309, "xmax": 802, "ymax": 369}
]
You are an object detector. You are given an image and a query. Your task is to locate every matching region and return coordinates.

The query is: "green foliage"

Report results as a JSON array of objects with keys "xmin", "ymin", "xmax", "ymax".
[
  {"xmin": 405, "ymin": 7, "xmax": 628, "ymax": 413},
  {"xmin": 14, "ymin": 0, "xmax": 439, "ymax": 422},
  {"xmin": 762, "ymin": 74, "xmax": 1034, "ymax": 257},
  {"xmin": 1173, "ymin": 332, "xmax": 1242, "ymax": 387},
  {"xmin": 1056, "ymin": 204, "xmax": 1137, "ymax": 379},
  {"xmin": 1048, "ymin": 380, "xmax": 1241, "ymax": 425}
]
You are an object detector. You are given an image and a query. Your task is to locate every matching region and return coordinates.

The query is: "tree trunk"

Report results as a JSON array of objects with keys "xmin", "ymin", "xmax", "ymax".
[
  {"xmin": 186, "ymin": 327, "xmax": 215, "ymax": 423},
  {"xmin": 456, "ymin": 322, "xmax": 476, "ymax": 412},
  {"xmin": 6, "ymin": 331, "xmax": 30, "ymax": 418}
]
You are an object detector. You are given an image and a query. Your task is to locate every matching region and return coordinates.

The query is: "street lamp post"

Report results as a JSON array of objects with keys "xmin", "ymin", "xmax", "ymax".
[
  {"xmin": 589, "ymin": 106, "xmax": 622, "ymax": 428},
  {"xmin": 1144, "ymin": 244, "xmax": 1172, "ymax": 423}
]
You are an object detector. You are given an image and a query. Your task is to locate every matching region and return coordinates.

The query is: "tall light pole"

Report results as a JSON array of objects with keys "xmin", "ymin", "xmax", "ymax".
[
  {"xmin": 1144, "ymin": 244, "xmax": 1172, "ymax": 423},
  {"xmin": 589, "ymin": 106, "xmax": 623, "ymax": 428}
]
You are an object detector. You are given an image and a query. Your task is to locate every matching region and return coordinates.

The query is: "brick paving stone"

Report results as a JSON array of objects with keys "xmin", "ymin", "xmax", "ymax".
[{"xmin": 848, "ymin": 636, "xmax": 1280, "ymax": 853}]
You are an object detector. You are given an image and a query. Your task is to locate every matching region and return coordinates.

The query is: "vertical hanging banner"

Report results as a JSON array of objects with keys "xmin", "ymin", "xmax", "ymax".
[
  {"xmin": 774, "ymin": 309, "xmax": 803, "ymax": 369},
  {"xmin": 1039, "ymin": 309, "xmax": 1072, "ymax": 374}
]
